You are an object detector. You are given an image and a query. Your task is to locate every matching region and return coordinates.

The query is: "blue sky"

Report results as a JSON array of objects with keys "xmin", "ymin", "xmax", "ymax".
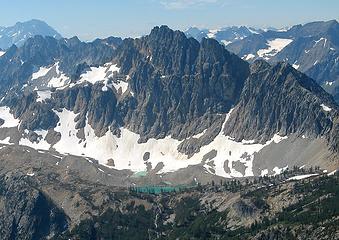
[{"xmin": 0, "ymin": 0, "xmax": 338, "ymax": 40}]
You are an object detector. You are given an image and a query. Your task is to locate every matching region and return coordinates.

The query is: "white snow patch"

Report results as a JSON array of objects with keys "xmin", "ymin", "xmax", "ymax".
[
  {"xmin": 0, "ymin": 137, "xmax": 12, "ymax": 145},
  {"xmin": 78, "ymin": 63, "xmax": 128, "ymax": 94},
  {"xmin": 19, "ymin": 129, "xmax": 50, "ymax": 150},
  {"xmin": 241, "ymin": 139, "xmax": 256, "ymax": 144},
  {"xmin": 0, "ymin": 106, "xmax": 20, "ymax": 128},
  {"xmin": 207, "ymin": 29, "xmax": 219, "ymax": 38},
  {"xmin": 53, "ymin": 109, "xmax": 120, "ymax": 167},
  {"xmin": 79, "ymin": 65, "xmax": 110, "ymax": 85},
  {"xmin": 32, "ymin": 66, "xmax": 52, "ymax": 80},
  {"xmin": 192, "ymin": 129, "xmax": 207, "ymax": 139},
  {"xmin": 273, "ymin": 166, "xmax": 288, "ymax": 175},
  {"xmin": 313, "ymin": 38, "xmax": 327, "ymax": 47},
  {"xmin": 287, "ymin": 174, "xmax": 318, "ymax": 181},
  {"xmin": 26, "ymin": 172, "xmax": 35, "ymax": 177},
  {"xmin": 328, "ymin": 170, "xmax": 337, "ymax": 176},
  {"xmin": 42, "ymin": 108, "xmax": 290, "ymax": 178},
  {"xmin": 112, "ymin": 81, "xmax": 128, "ymax": 94},
  {"xmin": 0, "ymin": 51, "xmax": 5, "ymax": 57},
  {"xmin": 36, "ymin": 91, "xmax": 52, "ymax": 102},
  {"xmin": 47, "ymin": 62, "xmax": 69, "ymax": 88},
  {"xmin": 221, "ymin": 40, "xmax": 232, "ymax": 46},
  {"xmin": 243, "ymin": 54, "xmax": 255, "ymax": 61},
  {"xmin": 257, "ymin": 38, "xmax": 293, "ymax": 60},
  {"xmin": 30, "ymin": 62, "xmax": 69, "ymax": 89},
  {"xmin": 261, "ymin": 169, "xmax": 268, "ymax": 176},
  {"xmin": 320, "ymin": 104, "xmax": 331, "ymax": 112},
  {"xmin": 325, "ymin": 81, "xmax": 334, "ymax": 86},
  {"xmin": 292, "ymin": 62, "xmax": 299, "ymax": 69}
]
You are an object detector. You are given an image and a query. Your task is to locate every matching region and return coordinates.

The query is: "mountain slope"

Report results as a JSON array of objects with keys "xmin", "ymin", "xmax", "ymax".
[
  {"xmin": 0, "ymin": 164, "xmax": 338, "ymax": 239},
  {"xmin": 224, "ymin": 60, "xmax": 338, "ymax": 146},
  {"xmin": 0, "ymin": 19, "xmax": 62, "ymax": 50},
  {"xmin": 0, "ymin": 26, "xmax": 337, "ymax": 180},
  {"xmin": 226, "ymin": 20, "xmax": 339, "ymax": 103}
]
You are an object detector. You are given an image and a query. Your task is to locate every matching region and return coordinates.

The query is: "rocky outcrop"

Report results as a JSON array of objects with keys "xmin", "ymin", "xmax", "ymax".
[
  {"xmin": 224, "ymin": 60, "xmax": 338, "ymax": 149},
  {"xmin": 115, "ymin": 26, "xmax": 249, "ymax": 140},
  {"xmin": 0, "ymin": 173, "xmax": 68, "ymax": 239}
]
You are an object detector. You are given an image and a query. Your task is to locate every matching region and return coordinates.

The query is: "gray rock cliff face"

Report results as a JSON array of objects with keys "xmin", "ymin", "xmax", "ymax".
[
  {"xmin": 115, "ymin": 26, "xmax": 250, "ymax": 140},
  {"xmin": 224, "ymin": 60, "xmax": 338, "ymax": 150},
  {"xmin": 0, "ymin": 173, "xmax": 68, "ymax": 239}
]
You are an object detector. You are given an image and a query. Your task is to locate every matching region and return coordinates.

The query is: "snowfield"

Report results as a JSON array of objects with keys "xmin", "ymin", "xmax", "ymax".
[
  {"xmin": 29, "ymin": 62, "xmax": 129, "ymax": 95},
  {"xmin": 36, "ymin": 90, "xmax": 52, "ymax": 102},
  {"xmin": 0, "ymin": 106, "xmax": 20, "ymax": 128},
  {"xmin": 257, "ymin": 38, "xmax": 293, "ymax": 60},
  {"xmin": 32, "ymin": 65, "xmax": 52, "ymax": 80},
  {"xmin": 207, "ymin": 29, "xmax": 219, "ymax": 38},
  {"xmin": 30, "ymin": 62, "xmax": 69, "ymax": 90},
  {"xmin": 0, "ymin": 105, "xmax": 291, "ymax": 178},
  {"xmin": 320, "ymin": 104, "xmax": 332, "ymax": 112},
  {"xmin": 287, "ymin": 174, "xmax": 318, "ymax": 181},
  {"xmin": 243, "ymin": 54, "xmax": 255, "ymax": 61},
  {"xmin": 19, "ymin": 129, "xmax": 50, "ymax": 150},
  {"xmin": 17, "ymin": 108, "xmax": 288, "ymax": 178},
  {"xmin": 78, "ymin": 63, "xmax": 129, "ymax": 94}
]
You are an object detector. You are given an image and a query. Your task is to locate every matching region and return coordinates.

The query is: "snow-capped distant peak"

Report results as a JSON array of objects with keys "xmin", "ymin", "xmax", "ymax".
[
  {"xmin": 207, "ymin": 29, "xmax": 219, "ymax": 38},
  {"xmin": 257, "ymin": 38, "xmax": 293, "ymax": 60},
  {"xmin": 0, "ymin": 19, "xmax": 62, "ymax": 49}
]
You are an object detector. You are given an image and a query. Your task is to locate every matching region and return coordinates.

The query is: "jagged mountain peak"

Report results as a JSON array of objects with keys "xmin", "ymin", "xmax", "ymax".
[
  {"xmin": 14, "ymin": 19, "xmax": 56, "ymax": 29},
  {"xmin": 147, "ymin": 25, "xmax": 190, "ymax": 45},
  {"xmin": 250, "ymin": 59, "xmax": 271, "ymax": 72}
]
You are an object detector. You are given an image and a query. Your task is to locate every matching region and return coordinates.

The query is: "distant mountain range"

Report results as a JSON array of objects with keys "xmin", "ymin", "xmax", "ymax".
[
  {"xmin": 0, "ymin": 19, "xmax": 62, "ymax": 50},
  {"xmin": 185, "ymin": 26, "xmax": 264, "ymax": 46},
  {"xmin": 185, "ymin": 20, "xmax": 339, "ymax": 103}
]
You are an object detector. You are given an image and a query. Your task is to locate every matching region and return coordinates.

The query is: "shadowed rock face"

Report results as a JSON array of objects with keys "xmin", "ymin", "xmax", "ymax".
[
  {"xmin": 224, "ymin": 60, "xmax": 339, "ymax": 151},
  {"xmin": 0, "ymin": 174, "xmax": 68, "ymax": 239},
  {"xmin": 115, "ymin": 26, "xmax": 250, "ymax": 141}
]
